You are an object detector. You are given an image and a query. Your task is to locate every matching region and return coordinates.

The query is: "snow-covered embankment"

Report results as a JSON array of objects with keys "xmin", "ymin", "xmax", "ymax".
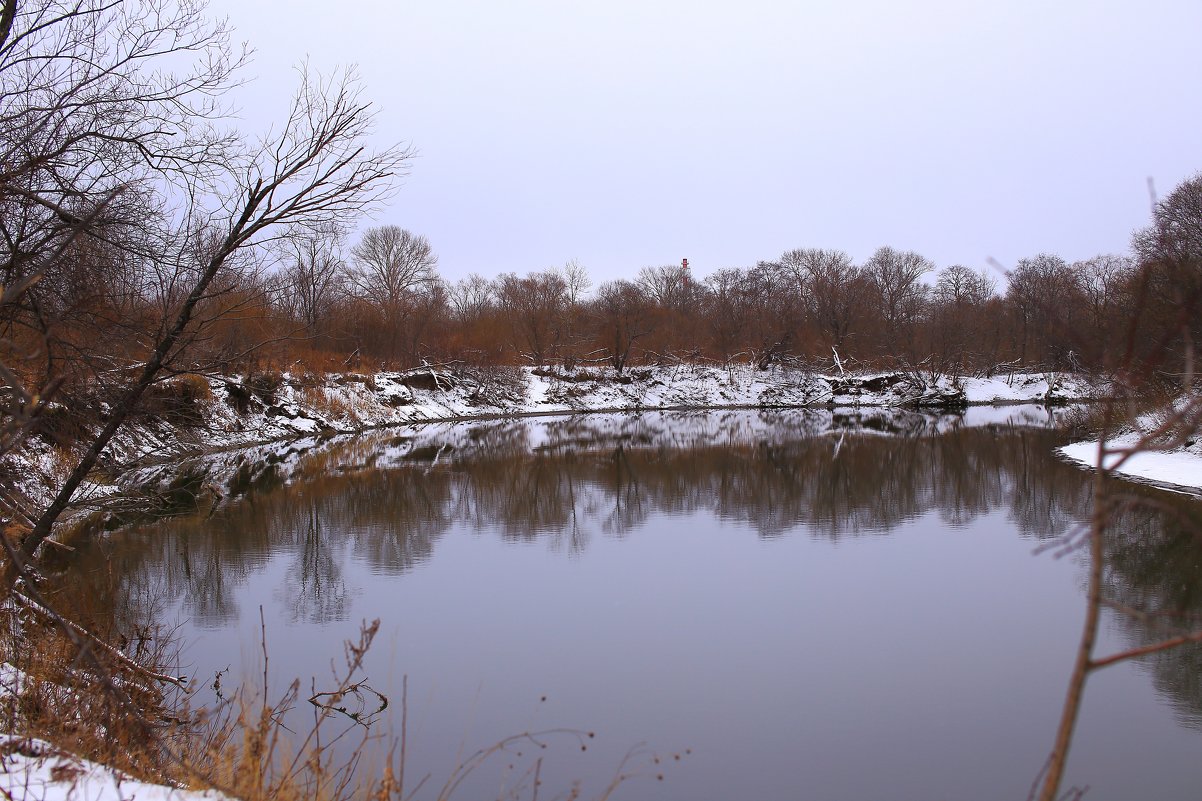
[{"xmin": 5, "ymin": 364, "xmax": 1101, "ymax": 520}]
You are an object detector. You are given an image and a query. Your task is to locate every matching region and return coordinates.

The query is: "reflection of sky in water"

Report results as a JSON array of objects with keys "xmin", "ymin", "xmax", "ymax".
[{"xmin": 85, "ymin": 413, "xmax": 1202, "ymax": 801}]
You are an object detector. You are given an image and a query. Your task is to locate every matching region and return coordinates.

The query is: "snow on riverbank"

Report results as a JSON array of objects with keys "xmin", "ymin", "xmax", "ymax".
[
  {"xmin": 147, "ymin": 363, "xmax": 1097, "ymax": 449},
  {"xmin": 1058, "ymin": 398, "xmax": 1202, "ymax": 495},
  {"xmin": 117, "ymin": 364, "xmax": 1102, "ymax": 452},
  {"xmin": 3, "ymin": 365, "xmax": 1101, "ymax": 519},
  {"xmin": 1059, "ymin": 437, "xmax": 1202, "ymax": 495}
]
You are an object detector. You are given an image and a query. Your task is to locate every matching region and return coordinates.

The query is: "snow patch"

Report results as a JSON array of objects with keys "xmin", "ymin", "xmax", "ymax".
[{"xmin": 0, "ymin": 736, "xmax": 231, "ymax": 801}]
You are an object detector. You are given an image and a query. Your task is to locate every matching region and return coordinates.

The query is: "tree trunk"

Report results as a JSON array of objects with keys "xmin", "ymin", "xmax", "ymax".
[{"xmin": 11, "ymin": 227, "xmax": 242, "ymax": 577}]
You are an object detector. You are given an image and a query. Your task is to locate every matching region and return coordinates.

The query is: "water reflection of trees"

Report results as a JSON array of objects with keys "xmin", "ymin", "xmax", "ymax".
[
  {"xmin": 58, "ymin": 414, "xmax": 1202, "ymax": 726},
  {"xmin": 1102, "ymin": 500, "xmax": 1202, "ymax": 727},
  {"xmin": 98, "ymin": 422, "xmax": 1100, "ymax": 621}
]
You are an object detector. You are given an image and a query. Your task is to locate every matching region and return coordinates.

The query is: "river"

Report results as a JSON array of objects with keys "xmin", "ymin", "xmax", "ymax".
[{"xmin": 52, "ymin": 409, "xmax": 1202, "ymax": 800}]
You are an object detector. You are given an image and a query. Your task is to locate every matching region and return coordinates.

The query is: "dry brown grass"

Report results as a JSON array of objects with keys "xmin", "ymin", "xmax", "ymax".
[
  {"xmin": 188, "ymin": 619, "xmax": 396, "ymax": 801},
  {"xmin": 253, "ymin": 344, "xmax": 391, "ymax": 379},
  {"xmin": 0, "ymin": 591, "xmax": 190, "ymax": 786},
  {"xmin": 300, "ymin": 385, "xmax": 359, "ymax": 425}
]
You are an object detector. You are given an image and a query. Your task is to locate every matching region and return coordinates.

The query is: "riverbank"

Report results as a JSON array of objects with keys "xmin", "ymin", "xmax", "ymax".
[{"xmin": 2, "ymin": 364, "xmax": 1102, "ymax": 531}]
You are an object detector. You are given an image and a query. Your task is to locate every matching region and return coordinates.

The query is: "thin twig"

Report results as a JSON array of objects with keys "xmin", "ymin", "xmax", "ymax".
[{"xmin": 1089, "ymin": 630, "xmax": 1202, "ymax": 671}]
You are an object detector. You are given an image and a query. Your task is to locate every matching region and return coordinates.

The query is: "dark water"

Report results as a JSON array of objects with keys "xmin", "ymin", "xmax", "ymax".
[{"xmin": 58, "ymin": 410, "xmax": 1202, "ymax": 800}]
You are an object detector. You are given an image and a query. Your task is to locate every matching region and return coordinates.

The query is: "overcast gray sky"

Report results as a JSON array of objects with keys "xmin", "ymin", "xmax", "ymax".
[{"xmin": 209, "ymin": 0, "xmax": 1202, "ymax": 285}]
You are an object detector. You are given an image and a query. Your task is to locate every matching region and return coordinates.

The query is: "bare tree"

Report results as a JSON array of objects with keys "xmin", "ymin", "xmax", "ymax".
[
  {"xmin": 345, "ymin": 226, "xmax": 437, "ymax": 361},
  {"xmin": 791, "ymin": 248, "xmax": 864, "ymax": 351},
  {"xmin": 449, "ymin": 273, "xmax": 496, "ymax": 323},
  {"xmin": 927, "ymin": 264, "xmax": 998, "ymax": 371},
  {"xmin": 592, "ymin": 280, "xmax": 654, "ymax": 374},
  {"xmin": 1006, "ymin": 253, "xmax": 1080, "ymax": 367},
  {"xmin": 863, "ymin": 246, "xmax": 933, "ymax": 355},
  {"xmin": 933, "ymin": 263, "xmax": 995, "ymax": 307},
  {"xmin": 637, "ymin": 261, "xmax": 706, "ymax": 355},
  {"xmin": 3, "ymin": 3, "xmax": 410, "ymax": 567},
  {"xmin": 1130, "ymin": 173, "xmax": 1202, "ymax": 383},
  {"xmin": 637, "ymin": 263, "xmax": 693, "ymax": 313},
  {"xmin": 0, "ymin": 0, "xmax": 248, "ymax": 395},
  {"xmin": 1036, "ymin": 173, "xmax": 1202, "ymax": 800},
  {"xmin": 743, "ymin": 260, "xmax": 802, "ymax": 362},
  {"xmin": 560, "ymin": 260, "xmax": 593, "ymax": 364},
  {"xmin": 563, "ymin": 258, "xmax": 592, "ymax": 306},
  {"xmin": 705, "ymin": 267, "xmax": 752, "ymax": 367},
  {"xmin": 1133, "ymin": 172, "xmax": 1202, "ymax": 267},
  {"xmin": 397, "ymin": 277, "xmax": 449, "ymax": 364},
  {"xmin": 283, "ymin": 223, "xmax": 347, "ymax": 337},
  {"xmin": 496, "ymin": 269, "xmax": 569, "ymax": 366},
  {"xmin": 348, "ymin": 226, "xmax": 437, "ymax": 311},
  {"xmin": 1072, "ymin": 253, "xmax": 1135, "ymax": 367}
]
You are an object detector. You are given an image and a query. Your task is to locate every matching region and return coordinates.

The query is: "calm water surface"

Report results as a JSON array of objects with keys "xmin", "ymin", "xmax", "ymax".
[{"xmin": 60, "ymin": 410, "xmax": 1202, "ymax": 800}]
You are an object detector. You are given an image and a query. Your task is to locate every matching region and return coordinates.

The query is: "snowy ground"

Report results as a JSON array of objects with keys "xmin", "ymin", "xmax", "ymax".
[{"xmin": 0, "ymin": 736, "xmax": 230, "ymax": 801}]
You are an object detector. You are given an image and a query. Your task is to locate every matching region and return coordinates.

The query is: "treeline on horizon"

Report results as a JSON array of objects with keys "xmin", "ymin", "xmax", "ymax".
[
  {"xmin": 8, "ymin": 173, "xmax": 1202, "ymax": 398},
  {"xmin": 1, "ymin": 0, "xmax": 1200, "ymax": 453}
]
